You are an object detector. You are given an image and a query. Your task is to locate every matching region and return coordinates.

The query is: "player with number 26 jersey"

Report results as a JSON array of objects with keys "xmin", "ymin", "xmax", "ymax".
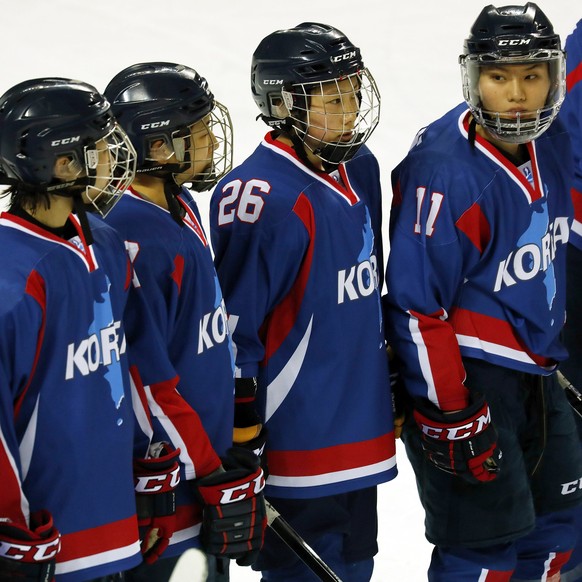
[{"xmin": 211, "ymin": 134, "xmax": 396, "ymax": 499}]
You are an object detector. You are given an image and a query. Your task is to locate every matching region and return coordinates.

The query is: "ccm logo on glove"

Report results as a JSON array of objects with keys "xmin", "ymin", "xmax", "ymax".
[
  {"xmin": 216, "ymin": 472, "xmax": 265, "ymax": 504},
  {"xmin": 417, "ymin": 408, "xmax": 492, "ymax": 440},
  {"xmin": 0, "ymin": 537, "xmax": 61, "ymax": 562},
  {"xmin": 134, "ymin": 465, "xmax": 181, "ymax": 494}
]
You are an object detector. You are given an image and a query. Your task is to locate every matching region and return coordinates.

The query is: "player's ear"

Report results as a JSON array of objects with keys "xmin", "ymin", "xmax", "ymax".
[
  {"xmin": 149, "ymin": 139, "xmax": 174, "ymax": 163},
  {"xmin": 53, "ymin": 156, "xmax": 82, "ymax": 181}
]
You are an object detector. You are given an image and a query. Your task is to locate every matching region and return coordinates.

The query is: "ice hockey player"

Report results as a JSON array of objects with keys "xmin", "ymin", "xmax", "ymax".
[
  {"xmin": 103, "ymin": 62, "xmax": 266, "ymax": 582},
  {"xmin": 0, "ymin": 77, "xmax": 144, "ymax": 581},
  {"xmin": 385, "ymin": 3, "xmax": 582, "ymax": 580},
  {"xmin": 553, "ymin": 16, "xmax": 582, "ymax": 582},
  {"xmin": 209, "ymin": 22, "xmax": 397, "ymax": 581}
]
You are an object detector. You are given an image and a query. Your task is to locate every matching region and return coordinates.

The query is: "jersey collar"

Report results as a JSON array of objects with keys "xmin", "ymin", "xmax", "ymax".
[
  {"xmin": 262, "ymin": 132, "xmax": 360, "ymax": 206},
  {"xmin": 459, "ymin": 111, "xmax": 544, "ymax": 205},
  {"xmin": 0, "ymin": 211, "xmax": 98, "ymax": 272}
]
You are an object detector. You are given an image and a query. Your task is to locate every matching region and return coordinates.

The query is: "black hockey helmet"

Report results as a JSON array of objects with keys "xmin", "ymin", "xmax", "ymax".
[
  {"xmin": 0, "ymin": 77, "xmax": 136, "ymax": 217},
  {"xmin": 251, "ymin": 22, "xmax": 380, "ymax": 167},
  {"xmin": 460, "ymin": 3, "xmax": 565, "ymax": 143},
  {"xmin": 463, "ymin": 3, "xmax": 561, "ymax": 57},
  {"xmin": 251, "ymin": 22, "xmax": 363, "ymax": 125},
  {"xmin": 104, "ymin": 62, "xmax": 233, "ymax": 191}
]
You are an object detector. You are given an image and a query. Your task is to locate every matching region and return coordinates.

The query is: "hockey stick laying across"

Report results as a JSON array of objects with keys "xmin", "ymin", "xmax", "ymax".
[
  {"xmin": 556, "ymin": 370, "xmax": 582, "ymax": 419},
  {"xmin": 265, "ymin": 500, "xmax": 344, "ymax": 582}
]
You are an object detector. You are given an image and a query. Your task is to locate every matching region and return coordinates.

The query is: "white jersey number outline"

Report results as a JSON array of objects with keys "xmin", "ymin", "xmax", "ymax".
[
  {"xmin": 217, "ymin": 179, "xmax": 271, "ymax": 225},
  {"xmin": 414, "ymin": 187, "xmax": 444, "ymax": 237}
]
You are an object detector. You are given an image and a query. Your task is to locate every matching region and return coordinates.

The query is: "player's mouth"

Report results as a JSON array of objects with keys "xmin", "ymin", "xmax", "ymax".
[
  {"xmin": 338, "ymin": 131, "xmax": 355, "ymax": 142},
  {"xmin": 501, "ymin": 109, "xmax": 533, "ymax": 119}
]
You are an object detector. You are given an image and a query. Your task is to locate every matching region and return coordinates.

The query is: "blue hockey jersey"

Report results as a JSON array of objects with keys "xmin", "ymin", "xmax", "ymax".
[
  {"xmin": 210, "ymin": 132, "xmax": 396, "ymax": 499},
  {"xmin": 386, "ymin": 106, "xmax": 573, "ymax": 411},
  {"xmin": 105, "ymin": 187, "xmax": 233, "ymax": 555},
  {"xmin": 561, "ymin": 19, "xmax": 582, "ymax": 251},
  {"xmin": 0, "ymin": 212, "xmax": 143, "ymax": 581}
]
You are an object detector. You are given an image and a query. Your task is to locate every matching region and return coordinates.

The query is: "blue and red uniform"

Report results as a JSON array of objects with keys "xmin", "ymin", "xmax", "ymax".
[
  {"xmin": 386, "ymin": 105, "xmax": 582, "ymax": 581},
  {"xmin": 210, "ymin": 132, "xmax": 396, "ymax": 578},
  {"xmin": 106, "ymin": 187, "xmax": 233, "ymax": 558},
  {"xmin": 0, "ymin": 212, "xmax": 142, "ymax": 581}
]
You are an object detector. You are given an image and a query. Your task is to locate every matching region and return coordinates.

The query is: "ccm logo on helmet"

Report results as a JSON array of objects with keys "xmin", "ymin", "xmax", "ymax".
[
  {"xmin": 140, "ymin": 120, "xmax": 170, "ymax": 130},
  {"xmin": 51, "ymin": 136, "xmax": 80, "ymax": 147},
  {"xmin": 498, "ymin": 38, "xmax": 531, "ymax": 46},
  {"xmin": 331, "ymin": 51, "xmax": 357, "ymax": 63},
  {"xmin": 263, "ymin": 79, "xmax": 283, "ymax": 85}
]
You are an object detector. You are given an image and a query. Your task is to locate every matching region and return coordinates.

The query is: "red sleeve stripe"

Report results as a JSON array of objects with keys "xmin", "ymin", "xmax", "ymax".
[
  {"xmin": 567, "ymin": 62, "xmax": 582, "ymax": 93},
  {"xmin": 146, "ymin": 378, "xmax": 221, "ymax": 480},
  {"xmin": 455, "ymin": 201, "xmax": 491, "ymax": 254},
  {"xmin": 14, "ymin": 270, "xmax": 47, "ymax": 419},
  {"xmin": 129, "ymin": 366, "xmax": 153, "ymax": 443},
  {"xmin": 267, "ymin": 433, "xmax": 395, "ymax": 481},
  {"xmin": 408, "ymin": 309, "xmax": 469, "ymax": 411},
  {"xmin": 261, "ymin": 193, "xmax": 315, "ymax": 363},
  {"xmin": 450, "ymin": 307, "xmax": 555, "ymax": 368}
]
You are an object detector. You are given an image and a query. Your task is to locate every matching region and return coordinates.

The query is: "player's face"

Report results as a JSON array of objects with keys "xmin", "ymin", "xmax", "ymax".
[
  {"xmin": 174, "ymin": 114, "xmax": 218, "ymax": 186},
  {"xmin": 81, "ymin": 138, "xmax": 114, "ymax": 204},
  {"xmin": 305, "ymin": 77, "xmax": 360, "ymax": 146},
  {"xmin": 478, "ymin": 62, "xmax": 551, "ymax": 118}
]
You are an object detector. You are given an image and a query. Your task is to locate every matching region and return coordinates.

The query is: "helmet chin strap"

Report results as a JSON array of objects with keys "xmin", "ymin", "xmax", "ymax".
[
  {"xmin": 287, "ymin": 129, "xmax": 335, "ymax": 174},
  {"xmin": 73, "ymin": 195, "xmax": 94, "ymax": 246},
  {"xmin": 163, "ymin": 180, "xmax": 185, "ymax": 226}
]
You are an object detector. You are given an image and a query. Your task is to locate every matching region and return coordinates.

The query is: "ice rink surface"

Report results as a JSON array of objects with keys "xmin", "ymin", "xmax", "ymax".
[{"xmin": 3, "ymin": 0, "xmax": 580, "ymax": 579}]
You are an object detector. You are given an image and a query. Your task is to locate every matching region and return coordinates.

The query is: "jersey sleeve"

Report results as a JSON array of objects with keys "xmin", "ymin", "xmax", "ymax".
[
  {"xmin": 385, "ymin": 157, "xmax": 473, "ymax": 411},
  {"xmin": 211, "ymin": 194, "xmax": 311, "ymax": 378},
  {"xmin": 563, "ymin": 20, "xmax": 582, "ymax": 249},
  {"xmin": 0, "ymin": 280, "xmax": 46, "ymax": 526},
  {"xmin": 123, "ymin": 257, "xmax": 221, "ymax": 480}
]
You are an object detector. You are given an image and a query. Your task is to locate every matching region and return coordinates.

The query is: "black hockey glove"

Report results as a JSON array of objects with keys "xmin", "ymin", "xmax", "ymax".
[
  {"xmin": 233, "ymin": 377, "xmax": 269, "ymax": 476},
  {"xmin": 134, "ymin": 442, "xmax": 181, "ymax": 564},
  {"xmin": 413, "ymin": 392, "xmax": 502, "ymax": 484},
  {"xmin": 0, "ymin": 509, "xmax": 60, "ymax": 582},
  {"xmin": 195, "ymin": 447, "xmax": 267, "ymax": 566}
]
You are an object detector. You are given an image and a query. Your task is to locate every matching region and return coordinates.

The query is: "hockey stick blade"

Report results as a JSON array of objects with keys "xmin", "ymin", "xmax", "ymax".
[
  {"xmin": 265, "ymin": 500, "xmax": 344, "ymax": 582},
  {"xmin": 557, "ymin": 371, "xmax": 582, "ymax": 419}
]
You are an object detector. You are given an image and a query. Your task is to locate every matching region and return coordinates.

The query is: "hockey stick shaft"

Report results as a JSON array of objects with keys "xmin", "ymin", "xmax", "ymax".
[
  {"xmin": 556, "ymin": 371, "xmax": 582, "ymax": 419},
  {"xmin": 265, "ymin": 500, "xmax": 344, "ymax": 582}
]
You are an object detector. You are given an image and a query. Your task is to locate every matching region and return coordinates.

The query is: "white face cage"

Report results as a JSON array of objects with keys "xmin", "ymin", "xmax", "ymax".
[
  {"xmin": 82, "ymin": 124, "xmax": 137, "ymax": 217},
  {"xmin": 460, "ymin": 49, "xmax": 566, "ymax": 144},
  {"xmin": 169, "ymin": 100, "xmax": 233, "ymax": 190},
  {"xmin": 282, "ymin": 68, "xmax": 381, "ymax": 166}
]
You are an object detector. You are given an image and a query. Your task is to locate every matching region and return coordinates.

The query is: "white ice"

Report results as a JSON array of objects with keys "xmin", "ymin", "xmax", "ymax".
[{"xmin": 3, "ymin": 0, "xmax": 580, "ymax": 579}]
